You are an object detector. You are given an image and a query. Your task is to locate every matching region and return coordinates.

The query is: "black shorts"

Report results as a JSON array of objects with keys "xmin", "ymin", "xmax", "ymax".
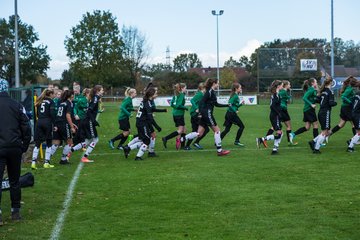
[
  {"xmin": 136, "ymin": 123, "xmax": 151, "ymax": 145},
  {"xmin": 73, "ymin": 119, "xmax": 85, "ymax": 144},
  {"xmin": 199, "ymin": 109, "xmax": 217, "ymax": 127},
  {"xmin": 53, "ymin": 122, "xmax": 72, "ymax": 141},
  {"xmin": 173, "ymin": 115, "xmax": 185, "ymax": 127},
  {"xmin": 352, "ymin": 114, "xmax": 360, "ymax": 130},
  {"xmin": 340, "ymin": 105, "xmax": 353, "ymax": 122},
  {"xmin": 191, "ymin": 115, "xmax": 200, "ymax": 132},
  {"xmin": 318, "ymin": 109, "xmax": 331, "ymax": 130},
  {"xmin": 83, "ymin": 119, "xmax": 98, "ymax": 139},
  {"xmin": 270, "ymin": 113, "xmax": 282, "ymax": 131},
  {"xmin": 303, "ymin": 108, "xmax": 318, "ymax": 123},
  {"xmin": 223, "ymin": 111, "xmax": 243, "ymax": 127},
  {"xmin": 149, "ymin": 124, "xmax": 155, "ymax": 133},
  {"xmin": 280, "ymin": 109, "xmax": 291, "ymax": 122},
  {"xmin": 34, "ymin": 118, "xmax": 52, "ymax": 142},
  {"xmin": 119, "ymin": 118, "xmax": 130, "ymax": 131}
]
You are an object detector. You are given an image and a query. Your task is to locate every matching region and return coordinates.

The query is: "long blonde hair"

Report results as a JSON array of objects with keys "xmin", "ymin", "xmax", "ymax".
[
  {"xmin": 125, "ymin": 87, "xmax": 136, "ymax": 97},
  {"xmin": 35, "ymin": 89, "xmax": 54, "ymax": 106},
  {"xmin": 174, "ymin": 83, "xmax": 186, "ymax": 95}
]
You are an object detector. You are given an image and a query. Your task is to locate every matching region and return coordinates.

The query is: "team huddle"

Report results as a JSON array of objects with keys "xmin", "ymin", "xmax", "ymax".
[
  {"xmin": 31, "ymin": 83, "xmax": 104, "ymax": 169},
  {"xmin": 31, "ymin": 76, "xmax": 360, "ymax": 166}
]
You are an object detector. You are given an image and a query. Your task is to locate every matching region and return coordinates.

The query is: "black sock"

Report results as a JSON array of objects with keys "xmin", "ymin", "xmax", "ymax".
[
  {"xmin": 331, "ymin": 125, "xmax": 341, "ymax": 135},
  {"xmin": 195, "ymin": 127, "xmax": 209, "ymax": 144},
  {"xmin": 294, "ymin": 127, "xmax": 307, "ymax": 136},
  {"xmin": 111, "ymin": 134, "xmax": 123, "ymax": 142},
  {"xmin": 118, "ymin": 135, "xmax": 128, "ymax": 146},
  {"xmin": 186, "ymin": 139, "xmax": 193, "ymax": 147},
  {"xmin": 286, "ymin": 130, "xmax": 291, "ymax": 142},
  {"xmin": 221, "ymin": 125, "xmax": 231, "ymax": 140},
  {"xmin": 235, "ymin": 127, "xmax": 244, "ymax": 142},
  {"xmin": 313, "ymin": 128, "xmax": 319, "ymax": 138},
  {"xmin": 266, "ymin": 128, "xmax": 274, "ymax": 136},
  {"xmin": 352, "ymin": 127, "xmax": 356, "ymax": 135},
  {"xmin": 165, "ymin": 131, "xmax": 179, "ymax": 140},
  {"xmin": 181, "ymin": 133, "xmax": 186, "ymax": 148}
]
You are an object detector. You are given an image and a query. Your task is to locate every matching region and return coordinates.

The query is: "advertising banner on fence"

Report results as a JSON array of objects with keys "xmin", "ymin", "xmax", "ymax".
[
  {"xmin": 300, "ymin": 59, "xmax": 317, "ymax": 71},
  {"xmin": 132, "ymin": 95, "xmax": 257, "ymax": 107}
]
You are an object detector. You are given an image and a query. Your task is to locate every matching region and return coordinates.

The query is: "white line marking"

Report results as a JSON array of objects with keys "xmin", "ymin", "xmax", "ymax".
[{"xmin": 49, "ymin": 162, "xmax": 84, "ymax": 240}]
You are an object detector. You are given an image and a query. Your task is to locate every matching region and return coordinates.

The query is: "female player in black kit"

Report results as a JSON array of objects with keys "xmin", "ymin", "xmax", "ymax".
[
  {"xmin": 181, "ymin": 78, "xmax": 230, "ymax": 156},
  {"xmin": 31, "ymin": 89, "xmax": 55, "ymax": 169}
]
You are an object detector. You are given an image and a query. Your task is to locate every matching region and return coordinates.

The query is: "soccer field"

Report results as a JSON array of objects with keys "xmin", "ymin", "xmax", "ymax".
[{"xmin": 1, "ymin": 102, "xmax": 360, "ymax": 240}]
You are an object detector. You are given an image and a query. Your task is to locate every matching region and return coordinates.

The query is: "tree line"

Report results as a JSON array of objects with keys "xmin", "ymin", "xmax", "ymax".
[{"xmin": 1, "ymin": 10, "xmax": 360, "ymax": 93}]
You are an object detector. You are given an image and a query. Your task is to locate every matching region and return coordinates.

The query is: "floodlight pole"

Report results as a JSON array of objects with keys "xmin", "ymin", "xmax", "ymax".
[
  {"xmin": 212, "ymin": 10, "xmax": 224, "ymax": 96},
  {"xmin": 14, "ymin": 0, "xmax": 20, "ymax": 87},
  {"xmin": 330, "ymin": 0, "xmax": 334, "ymax": 78}
]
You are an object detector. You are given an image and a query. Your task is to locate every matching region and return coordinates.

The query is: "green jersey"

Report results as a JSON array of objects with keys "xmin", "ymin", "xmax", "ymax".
[
  {"xmin": 279, "ymin": 89, "xmax": 290, "ymax": 110},
  {"xmin": 118, "ymin": 97, "xmax": 134, "ymax": 120},
  {"xmin": 302, "ymin": 86, "xmax": 318, "ymax": 112},
  {"xmin": 171, "ymin": 92, "xmax": 187, "ymax": 116},
  {"xmin": 74, "ymin": 94, "xmax": 88, "ymax": 120},
  {"xmin": 190, "ymin": 91, "xmax": 204, "ymax": 117},
  {"xmin": 341, "ymin": 86, "xmax": 355, "ymax": 107},
  {"xmin": 227, "ymin": 94, "xmax": 242, "ymax": 113}
]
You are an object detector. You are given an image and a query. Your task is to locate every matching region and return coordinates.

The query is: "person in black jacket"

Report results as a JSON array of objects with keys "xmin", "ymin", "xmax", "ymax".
[
  {"xmin": 0, "ymin": 79, "xmax": 31, "ymax": 224},
  {"xmin": 309, "ymin": 77, "xmax": 337, "ymax": 153}
]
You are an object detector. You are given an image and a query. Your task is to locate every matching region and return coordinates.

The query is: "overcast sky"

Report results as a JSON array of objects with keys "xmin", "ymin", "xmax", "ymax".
[{"xmin": 1, "ymin": 0, "xmax": 359, "ymax": 79}]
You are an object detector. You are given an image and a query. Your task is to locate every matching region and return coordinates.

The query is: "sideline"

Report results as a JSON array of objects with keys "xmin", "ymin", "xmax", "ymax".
[{"xmin": 49, "ymin": 162, "xmax": 84, "ymax": 240}]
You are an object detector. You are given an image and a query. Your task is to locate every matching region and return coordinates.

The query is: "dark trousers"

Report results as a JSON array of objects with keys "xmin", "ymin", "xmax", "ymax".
[{"xmin": 0, "ymin": 147, "xmax": 22, "ymax": 209}]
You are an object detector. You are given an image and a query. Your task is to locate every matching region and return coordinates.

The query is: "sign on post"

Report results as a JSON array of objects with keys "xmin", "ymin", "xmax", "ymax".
[{"xmin": 300, "ymin": 59, "xmax": 317, "ymax": 71}]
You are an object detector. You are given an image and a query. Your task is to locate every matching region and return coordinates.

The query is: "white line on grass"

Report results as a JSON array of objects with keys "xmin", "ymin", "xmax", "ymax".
[
  {"xmin": 49, "ymin": 162, "xmax": 84, "ymax": 240},
  {"xmin": 92, "ymin": 145, "xmax": 344, "ymax": 156}
]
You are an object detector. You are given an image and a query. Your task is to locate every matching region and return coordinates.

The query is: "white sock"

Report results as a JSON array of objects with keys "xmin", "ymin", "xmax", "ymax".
[
  {"xmin": 185, "ymin": 132, "xmax": 199, "ymax": 141},
  {"xmin": 32, "ymin": 147, "xmax": 39, "ymax": 162},
  {"xmin": 149, "ymin": 137, "xmax": 155, "ymax": 153},
  {"xmin": 274, "ymin": 133, "xmax": 283, "ymax": 147},
  {"xmin": 349, "ymin": 133, "xmax": 360, "ymax": 148},
  {"xmin": 85, "ymin": 138, "xmax": 98, "ymax": 156},
  {"xmin": 45, "ymin": 147, "xmax": 52, "ymax": 162},
  {"xmin": 130, "ymin": 141, "xmax": 143, "ymax": 150},
  {"xmin": 50, "ymin": 144, "xmax": 58, "ymax": 156},
  {"xmin": 62, "ymin": 144, "xmax": 72, "ymax": 160},
  {"xmin": 315, "ymin": 134, "xmax": 326, "ymax": 150},
  {"xmin": 136, "ymin": 144, "xmax": 148, "ymax": 157},
  {"xmin": 265, "ymin": 135, "xmax": 275, "ymax": 141},
  {"xmin": 214, "ymin": 131, "xmax": 222, "ymax": 152},
  {"xmin": 72, "ymin": 143, "xmax": 83, "ymax": 151},
  {"xmin": 128, "ymin": 136, "xmax": 140, "ymax": 146}
]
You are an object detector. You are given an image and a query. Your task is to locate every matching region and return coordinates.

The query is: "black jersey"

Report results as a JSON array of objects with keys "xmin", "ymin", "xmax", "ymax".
[
  {"xmin": 319, "ymin": 88, "xmax": 337, "ymax": 111},
  {"xmin": 200, "ymin": 88, "xmax": 227, "ymax": 113},
  {"xmin": 37, "ymin": 97, "xmax": 55, "ymax": 121},
  {"xmin": 352, "ymin": 92, "xmax": 360, "ymax": 114},
  {"xmin": 55, "ymin": 100, "xmax": 73, "ymax": 123},
  {"xmin": 270, "ymin": 93, "xmax": 282, "ymax": 116},
  {"xmin": 136, "ymin": 99, "xmax": 154, "ymax": 126},
  {"xmin": 87, "ymin": 95, "xmax": 100, "ymax": 122}
]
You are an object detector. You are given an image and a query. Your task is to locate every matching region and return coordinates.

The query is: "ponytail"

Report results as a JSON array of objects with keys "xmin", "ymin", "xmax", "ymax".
[
  {"xmin": 230, "ymin": 82, "xmax": 240, "ymax": 97},
  {"xmin": 125, "ymin": 87, "xmax": 136, "ymax": 97},
  {"xmin": 205, "ymin": 78, "xmax": 218, "ymax": 90},
  {"xmin": 35, "ymin": 89, "xmax": 54, "ymax": 106},
  {"xmin": 270, "ymin": 80, "xmax": 282, "ymax": 94}
]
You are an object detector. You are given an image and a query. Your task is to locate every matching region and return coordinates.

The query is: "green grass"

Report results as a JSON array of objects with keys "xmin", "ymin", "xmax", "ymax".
[{"xmin": 1, "ymin": 102, "xmax": 360, "ymax": 240}]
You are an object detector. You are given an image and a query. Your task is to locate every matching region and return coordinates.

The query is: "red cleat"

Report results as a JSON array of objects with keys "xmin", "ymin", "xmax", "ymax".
[
  {"xmin": 175, "ymin": 138, "xmax": 181, "ymax": 150},
  {"xmin": 217, "ymin": 150, "xmax": 230, "ymax": 156}
]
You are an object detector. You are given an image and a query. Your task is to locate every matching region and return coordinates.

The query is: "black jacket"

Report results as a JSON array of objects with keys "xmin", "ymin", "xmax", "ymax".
[{"xmin": 0, "ymin": 92, "xmax": 31, "ymax": 152}]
